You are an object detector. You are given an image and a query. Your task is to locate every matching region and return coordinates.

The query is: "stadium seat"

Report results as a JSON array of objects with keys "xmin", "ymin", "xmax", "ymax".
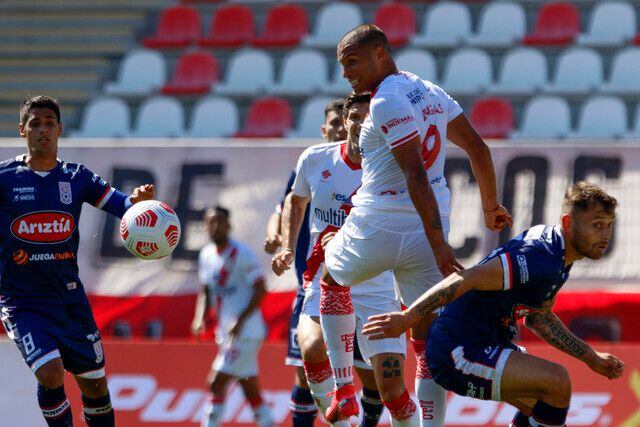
[
  {"xmin": 324, "ymin": 65, "xmax": 351, "ymax": 95},
  {"xmin": 270, "ymin": 50, "xmax": 328, "ymax": 95},
  {"xmin": 396, "ymin": 49, "xmax": 437, "ymax": 82},
  {"xmin": 523, "ymin": 2, "xmax": 580, "ymax": 46},
  {"xmin": 235, "ymin": 97, "xmax": 292, "ymax": 138},
  {"xmin": 469, "ymin": 97, "xmax": 514, "ymax": 139},
  {"xmin": 513, "ymin": 96, "xmax": 571, "ymax": 139},
  {"xmin": 571, "ymin": 96, "xmax": 627, "ymax": 139},
  {"xmin": 72, "ymin": 98, "xmax": 130, "ymax": 138},
  {"xmin": 187, "ymin": 96, "xmax": 239, "ymax": 138},
  {"xmin": 490, "ymin": 48, "xmax": 547, "ymax": 95},
  {"xmin": 467, "ymin": 2, "xmax": 526, "ymax": 48},
  {"xmin": 198, "ymin": 5, "xmax": 254, "ymax": 48},
  {"xmin": 161, "ymin": 51, "xmax": 219, "ymax": 96},
  {"xmin": 289, "ymin": 96, "xmax": 333, "ymax": 138},
  {"xmin": 133, "ymin": 96, "xmax": 185, "ymax": 138},
  {"xmin": 105, "ymin": 49, "xmax": 166, "ymax": 97},
  {"xmin": 578, "ymin": 1, "xmax": 635, "ymax": 47},
  {"xmin": 440, "ymin": 48, "xmax": 492, "ymax": 95},
  {"xmin": 545, "ymin": 48, "xmax": 603, "ymax": 95},
  {"xmin": 374, "ymin": 3, "xmax": 416, "ymax": 48},
  {"xmin": 600, "ymin": 48, "xmax": 640, "ymax": 94},
  {"xmin": 215, "ymin": 49, "xmax": 274, "ymax": 96},
  {"xmin": 252, "ymin": 4, "xmax": 308, "ymax": 48},
  {"xmin": 304, "ymin": 2, "xmax": 362, "ymax": 48},
  {"xmin": 625, "ymin": 105, "xmax": 640, "ymax": 139},
  {"xmin": 412, "ymin": 1, "xmax": 471, "ymax": 48},
  {"xmin": 143, "ymin": 5, "xmax": 202, "ymax": 49}
]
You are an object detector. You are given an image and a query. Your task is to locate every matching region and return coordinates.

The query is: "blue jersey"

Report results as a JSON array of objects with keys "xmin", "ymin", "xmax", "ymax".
[
  {"xmin": 0, "ymin": 155, "xmax": 130, "ymax": 306},
  {"xmin": 436, "ymin": 225, "xmax": 572, "ymax": 346},
  {"xmin": 279, "ymin": 170, "xmax": 310, "ymax": 288}
]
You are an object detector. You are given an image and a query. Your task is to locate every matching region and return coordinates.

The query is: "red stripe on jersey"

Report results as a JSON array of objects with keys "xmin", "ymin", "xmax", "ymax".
[
  {"xmin": 390, "ymin": 130, "xmax": 419, "ymax": 148},
  {"xmin": 340, "ymin": 141, "xmax": 361, "ymax": 171},
  {"xmin": 303, "ymin": 225, "xmax": 339, "ymax": 284},
  {"xmin": 94, "ymin": 187, "xmax": 112, "ymax": 207}
]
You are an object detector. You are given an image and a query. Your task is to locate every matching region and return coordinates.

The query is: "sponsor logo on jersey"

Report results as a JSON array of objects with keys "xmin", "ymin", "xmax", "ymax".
[
  {"xmin": 383, "ymin": 116, "xmax": 415, "ymax": 133},
  {"xmin": 11, "ymin": 211, "xmax": 75, "ymax": 244},
  {"xmin": 11, "ymin": 249, "xmax": 77, "ymax": 265},
  {"xmin": 12, "ymin": 187, "xmax": 35, "ymax": 202},
  {"xmin": 321, "ymin": 170, "xmax": 331, "ymax": 179},
  {"xmin": 13, "ymin": 187, "xmax": 34, "ymax": 193},
  {"xmin": 314, "ymin": 207, "xmax": 348, "ymax": 227},
  {"xmin": 406, "ymin": 88, "xmax": 425, "ymax": 105},
  {"xmin": 516, "ymin": 254, "xmax": 529, "ymax": 283},
  {"xmin": 331, "ymin": 193, "xmax": 352, "ymax": 204},
  {"xmin": 59, "ymin": 181, "xmax": 72, "ymax": 205},
  {"xmin": 421, "ymin": 104, "xmax": 444, "ymax": 120}
]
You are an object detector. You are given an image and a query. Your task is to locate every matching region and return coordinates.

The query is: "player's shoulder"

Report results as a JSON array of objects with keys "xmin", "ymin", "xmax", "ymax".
[
  {"xmin": 232, "ymin": 239, "xmax": 258, "ymax": 260},
  {"xmin": 300, "ymin": 141, "xmax": 342, "ymax": 162},
  {"xmin": 199, "ymin": 242, "xmax": 216, "ymax": 258},
  {"xmin": 0, "ymin": 155, "xmax": 23, "ymax": 173},
  {"xmin": 513, "ymin": 224, "xmax": 564, "ymax": 256}
]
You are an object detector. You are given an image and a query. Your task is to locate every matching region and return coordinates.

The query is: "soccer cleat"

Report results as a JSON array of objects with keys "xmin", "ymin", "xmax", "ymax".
[{"xmin": 325, "ymin": 383, "xmax": 359, "ymax": 423}]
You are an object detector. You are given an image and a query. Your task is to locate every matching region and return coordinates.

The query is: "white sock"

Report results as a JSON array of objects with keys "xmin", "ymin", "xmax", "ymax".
[
  {"xmin": 385, "ymin": 390, "xmax": 420, "ymax": 427},
  {"xmin": 413, "ymin": 339, "xmax": 446, "ymax": 427},
  {"xmin": 304, "ymin": 359, "xmax": 351, "ymax": 427},
  {"xmin": 202, "ymin": 397, "xmax": 225, "ymax": 427},
  {"xmin": 253, "ymin": 402, "xmax": 275, "ymax": 427},
  {"xmin": 319, "ymin": 281, "xmax": 355, "ymax": 386}
]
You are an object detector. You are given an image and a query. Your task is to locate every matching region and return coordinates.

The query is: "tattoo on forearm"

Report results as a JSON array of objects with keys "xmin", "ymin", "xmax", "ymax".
[
  {"xmin": 526, "ymin": 312, "xmax": 589, "ymax": 359},
  {"xmin": 382, "ymin": 354, "xmax": 401, "ymax": 379},
  {"xmin": 414, "ymin": 280, "xmax": 461, "ymax": 317}
]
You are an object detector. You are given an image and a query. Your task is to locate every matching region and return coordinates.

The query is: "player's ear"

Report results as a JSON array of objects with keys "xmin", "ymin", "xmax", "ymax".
[
  {"xmin": 57, "ymin": 122, "xmax": 63, "ymax": 136},
  {"xmin": 18, "ymin": 122, "xmax": 26, "ymax": 138},
  {"xmin": 561, "ymin": 213, "xmax": 572, "ymax": 231},
  {"xmin": 320, "ymin": 124, "xmax": 327, "ymax": 138}
]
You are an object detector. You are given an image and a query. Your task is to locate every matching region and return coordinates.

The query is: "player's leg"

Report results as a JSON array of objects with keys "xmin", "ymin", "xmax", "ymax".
[
  {"xmin": 75, "ymin": 376, "xmax": 113, "ymax": 427},
  {"xmin": 35, "ymin": 358, "xmax": 74, "ymax": 426},
  {"xmin": 506, "ymin": 399, "xmax": 535, "ymax": 427},
  {"xmin": 354, "ymin": 356, "xmax": 384, "ymax": 427},
  {"xmin": 203, "ymin": 369, "xmax": 234, "ymax": 427},
  {"xmin": 238, "ymin": 376, "xmax": 275, "ymax": 427}
]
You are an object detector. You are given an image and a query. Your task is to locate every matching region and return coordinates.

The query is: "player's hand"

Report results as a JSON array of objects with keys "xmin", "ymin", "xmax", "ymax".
[
  {"xmin": 587, "ymin": 351, "xmax": 625, "ymax": 379},
  {"xmin": 320, "ymin": 231, "xmax": 337, "ymax": 250},
  {"xmin": 130, "ymin": 184, "xmax": 155, "ymax": 204},
  {"xmin": 483, "ymin": 204, "xmax": 513, "ymax": 232},
  {"xmin": 433, "ymin": 242, "xmax": 463, "ymax": 277},
  {"xmin": 362, "ymin": 311, "xmax": 410, "ymax": 340},
  {"xmin": 264, "ymin": 233, "xmax": 282, "ymax": 254},
  {"xmin": 272, "ymin": 249, "xmax": 294, "ymax": 276},
  {"xmin": 190, "ymin": 318, "xmax": 205, "ymax": 336}
]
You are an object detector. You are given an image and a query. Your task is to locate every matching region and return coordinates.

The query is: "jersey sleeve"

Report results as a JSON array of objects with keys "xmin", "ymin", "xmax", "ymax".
[
  {"xmin": 432, "ymin": 84, "xmax": 463, "ymax": 122},
  {"xmin": 498, "ymin": 245, "xmax": 557, "ymax": 292},
  {"xmin": 370, "ymin": 93, "xmax": 420, "ymax": 150},
  {"xmin": 80, "ymin": 165, "xmax": 130, "ymax": 218},
  {"xmin": 291, "ymin": 150, "xmax": 311, "ymax": 198},
  {"xmin": 238, "ymin": 246, "xmax": 265, "ymax": 287}
]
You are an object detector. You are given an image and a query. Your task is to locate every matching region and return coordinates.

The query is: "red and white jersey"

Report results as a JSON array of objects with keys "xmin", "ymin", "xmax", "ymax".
[
  {"xmin": 291, "ymin": 141, "xmax": 395, "ymax": 294},
  {"xmin": 353, "ymin": 72, "xmax": 463, "ymax": 215},
  {"xmin": 198, "ymin": 239, "xmax": 266, "ymax": 343}
]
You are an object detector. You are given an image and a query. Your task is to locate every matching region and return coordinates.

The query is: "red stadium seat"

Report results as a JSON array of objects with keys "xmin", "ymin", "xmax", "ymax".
[
  {"xmin": 252, "ymin": 4, "xmax": 308, "ymax": 48},
  {"xmin": 161, "ymin": 51, "xmax": 219, "ymax": 95},
  {"xmin": 235, "ymin": 97, "xmax": 293, "ymax": 138},
  {"xmin": 199, "ymin": 5, "xmax": 254, "ymax": 48},
  {"xmin": 470, "ymin": 97, "xmax": 514, "ymax": 139},
  {"xmin": 523, "ymin": 2, "xmax": 580, "ymax": 46},
  {"xmin": 374, "ymin": 3, "xmax": 416, "ymax": 48},
  {"xmin": 143, "ymin": 5, "xmax": 202, "ymax": 49}
]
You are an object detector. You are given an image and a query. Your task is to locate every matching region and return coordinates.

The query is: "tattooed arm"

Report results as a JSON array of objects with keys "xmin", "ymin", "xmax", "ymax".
[{"xmin": 363, "ymin": 257, "xmax": 504, "ymax": 339}]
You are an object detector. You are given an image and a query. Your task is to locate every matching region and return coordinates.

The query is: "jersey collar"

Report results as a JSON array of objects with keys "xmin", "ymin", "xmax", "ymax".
[{"xmin": 340, "ymin": 141, "xmax": 361, "ymax": 171}]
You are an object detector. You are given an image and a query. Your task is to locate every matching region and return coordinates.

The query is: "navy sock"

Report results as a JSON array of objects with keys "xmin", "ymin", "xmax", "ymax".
[
  {"xmin": 360, "ymin": 387, "xmax": 384, "ymax": 427},
  {"xmin": 82, "ymin": 393, "xmax": 115, "ymax": 427},
  {"xmin": 37, "ymin": 384, "xmax": 73, "ymax": 427},
  {"xmin": 289, "ymin": 385, "xmax": 317, "ymax": 427},
  {"xmin": 530, "ymin": 401, "xmax": 568, "ymax": 427},
  {"xmin": 512, "ymin": 410, "xmax": 531, "ymax": 427}
]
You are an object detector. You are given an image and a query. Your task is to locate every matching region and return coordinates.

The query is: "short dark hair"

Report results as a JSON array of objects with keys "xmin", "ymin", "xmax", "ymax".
[
  {"xmin": 339, "ymin": 24, "xmax": 390, "ymax": 53},
  {"xmin": 344, "ymin": 93, "xmax": 371, "ymax": 113},
  {"xmin": 20, "ymin": 95, "xmax": 61, "ymax": 125},
  {"xmin": 562, "ymin": 181, "xmax": 617, "ymax": 214},
  {"xmin": 325, "ymin": 99, "xmax": 345, "ymax": 118},
  {"xmin": 211, "ymin": 205, "xmax": 230, "ymax": 219}
]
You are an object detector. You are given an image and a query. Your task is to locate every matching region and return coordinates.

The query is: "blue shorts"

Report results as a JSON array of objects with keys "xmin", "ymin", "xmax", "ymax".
[
  {"xmin": 426, "ymin": 323, "xmax": 520, "ymax": 401},
  {"xmin": 286, "ymin": 290, "xmax": 305, "ymax": 366},
  {"xmin": 1, "ymin": 302, "xmax": 106, "ymax": 378}
]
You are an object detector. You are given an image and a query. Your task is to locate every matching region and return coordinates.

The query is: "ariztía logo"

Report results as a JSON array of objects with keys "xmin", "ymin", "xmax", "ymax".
[
  {"xmin": 12, "ymin": 250, "xmax": 28, "ymax": 265},
  {"xmin": 321, "ymin": 170, "xmax": 331, "ymax": 179},
  {"xmin": 11, "ymin": 211, "xmax": 75, "ymax": 244}
]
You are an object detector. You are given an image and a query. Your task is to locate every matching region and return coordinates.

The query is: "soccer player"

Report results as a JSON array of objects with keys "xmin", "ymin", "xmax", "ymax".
[
  {"xmin": 0, "ymin": 95, "xmax": 154, "ymax": 426},
  {"xmin": 192, "ymin": 206, "xmax": 274, "ymax": 427},
  {"xmin": 274, "ymin": 93, "xmax": 419, "ymax": 426},
  {"xmin": 319, "ymin": 24, "xmax": 513, "ymax": 424},
  {"xmin": 363, "ymin": 181, "xmax": 625, "ymax": 427}
]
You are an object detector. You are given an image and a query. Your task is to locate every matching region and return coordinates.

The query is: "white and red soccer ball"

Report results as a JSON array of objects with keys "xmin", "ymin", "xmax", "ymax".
[{"xmin": 120, "ymin": 200, "xmax": 181, "ymax": 260}]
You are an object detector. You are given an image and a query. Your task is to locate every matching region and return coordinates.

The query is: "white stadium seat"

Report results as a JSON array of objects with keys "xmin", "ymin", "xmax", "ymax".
[
  {"xmin": 578, "ymin": 1, "xmax": 636, "ymax": 47},
  {"xmin": 395, "ymin": 49, "xmax": 437, "ymax": 82},
  {"xmin": 412, "ymin": 1, "xmax": 471, "ymax": 48},
  {"xmin": 324, "ymin": 65, "xmax": 351, "ymax": 96},
  {"xmin": 545, "ymin": 48, "xmax": 603, "ymax": 95},
  {"xmin": 216, "ymin": 49, "xmax": 274, "ymax": 96},
  {"xmin": 72, "ymin": 98, "xmax": 130, "ymax": 138},
  {"xmin": 467, "ymin": 2, "xmax": 526, "ymax": 47},
  {"xmin": 513, "ymin": 96, "xmax": 571, "ymax": 139},
  {"xmin": 270, "ymin": 49, "xmax": 328, "ymax": 95},
  {"xmin": 133, "ymin": 96, "xmax": 184, "ymax": 138},
  {"xmin": 600, "ymin": 48, "xmax": 640, "ymax": 94},
  {"xmin": 105, "ymin": 49, "xmax": 166, "ymax": 97},
  {"xmin": 440, "ymin": 48, "xmax": 492, "ymax": 95},
  {"xmin": 289, "ymin": 96, "xmax": 333, "ymax": 138},
  {"xmin": 304, "ymin": 2, "xmax": 362, "ymax": 48},
  {"xmin": 625, "ymin": 105, "xmax": 640, "ymax": 139},
  {"xmin": 571, "ymin": 96, "xmax": 627, "ymax": 139},
  {"xmin": 490, "ymin": 48, "xmax": 547, "ymax": 95},
  {"xmin": 187, "ymin": 96, "xmax": 238, "ymax": 138}
]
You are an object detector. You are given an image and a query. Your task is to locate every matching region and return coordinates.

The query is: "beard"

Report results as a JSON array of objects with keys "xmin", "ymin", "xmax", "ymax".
[{"xmin": 570, "ymin": 227, "xmax": 605, "ymax": 260}]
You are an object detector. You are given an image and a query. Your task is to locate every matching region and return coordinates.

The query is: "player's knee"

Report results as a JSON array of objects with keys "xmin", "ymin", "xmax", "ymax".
[
  {"xmin": 36, "ymin": 363, "xmax": 65, "ymax": 389},
  {"xmin": 299, "ymin": 331, "xmax": 326, "ymax": 363},
  {"xmin": 543, "ymin": 364, "xmax": 572, "ymax": 405},
  {"xmin": 377, "ymin": 382, "xmax": 405, "ymax": 403}
]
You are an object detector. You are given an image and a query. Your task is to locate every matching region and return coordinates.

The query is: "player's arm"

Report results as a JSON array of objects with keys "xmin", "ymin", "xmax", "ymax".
[
  {"xmin": 191, "ymin": 284, "xmax": 210, "ymax": 336},
  {"xmin": 264, "ymin": 211, "xmax": 282, "ymax": 254},
  {"xmin": 524, "ymin": 305, "xmax": 624, "ymax": 379},
  {"xmin": 392, "ymin": 139, "xmax": 462, "ymax": 276},
  {"xmin": 447, "ymin": 114, "xmax": 512, "ymax": 231},
  {"xmin": 363, "ymin": 257, "xmax": 504, "ymax": 339},
  {"xmin": 229, "ymin": 278, "xmax": 267, "ymax": 338},
  {"xmin": 272, "ymin": 193, "xmax": 311, "ymax": 275},
  {"xmin": 82, "ymin": 166, "xmax": 154, "ymax": 218}
]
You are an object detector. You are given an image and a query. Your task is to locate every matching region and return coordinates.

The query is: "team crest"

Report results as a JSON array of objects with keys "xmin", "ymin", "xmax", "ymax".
[{"xmin": 59, "ymin": 182, "xmax": 72, "ymax": 205}]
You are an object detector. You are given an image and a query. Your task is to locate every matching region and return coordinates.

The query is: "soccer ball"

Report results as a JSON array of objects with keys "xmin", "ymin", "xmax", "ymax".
[{"xmin": 120, "ymin": 200, "xmax": 181, "ymax": 260}]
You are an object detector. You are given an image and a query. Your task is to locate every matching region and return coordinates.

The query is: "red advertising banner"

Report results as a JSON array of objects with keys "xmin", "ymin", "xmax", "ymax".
[{"xmin": 60, "ymin": 341, "xmax": 640, "ymax": 426}]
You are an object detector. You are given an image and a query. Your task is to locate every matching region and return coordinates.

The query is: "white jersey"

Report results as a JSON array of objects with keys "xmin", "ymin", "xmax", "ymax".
[
  {"xmin": 353, "ymin": 71, "xmax": 463, "ymax": 215},
  {"xmin": 199, "ymin": 239, "xmax": 266, "ymax": 343},
  {"xmin": 291, "ymin": 141, "xmax": 395, "ymax": 295}
]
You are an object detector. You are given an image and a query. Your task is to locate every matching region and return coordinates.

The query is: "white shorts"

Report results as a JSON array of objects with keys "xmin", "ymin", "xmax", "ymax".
[
  {"xmin": 213, "ymin": 338, "xmax": 262, "ymax": 378},
  {"xmin": 326, "ymin": 206, "xmax": 450, "ymax": 306}
]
